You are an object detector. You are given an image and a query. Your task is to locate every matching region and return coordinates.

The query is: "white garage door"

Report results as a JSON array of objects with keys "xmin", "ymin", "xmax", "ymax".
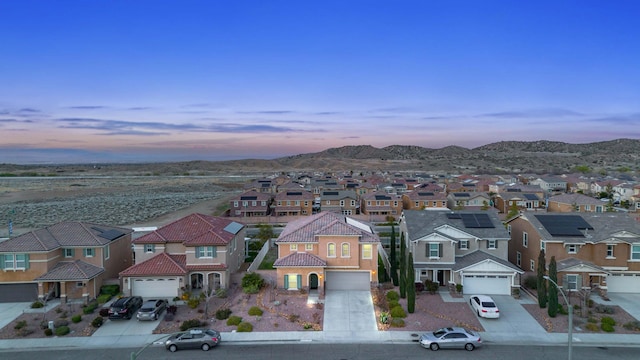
[
  {"xmin": 463, "ymin": 275, "xmax": 510, "ymax": 295},
  {"xmin": 132, "ymin": 278, "xmax": 178, "ymax": 298},
  {"xmin": 325, "ymin": 271, "xmax": 370, "ymax": 291},
  {"xmin": 607, "ymin": 274, "xmax": 640, "ymax": 293}
]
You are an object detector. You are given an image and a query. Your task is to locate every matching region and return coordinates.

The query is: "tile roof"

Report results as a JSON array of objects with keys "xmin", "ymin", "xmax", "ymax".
[
  {"xmin": 119, "ymin": 253, "xmax": 187, "ymax": 276},
  {"xmin": 276, "ymin": 212, "xmax": 380, "ymax": 244},
  {"xmin": 403, "ymin": 209, "xmax": 510, "ymax": 241},
  {"xmin": 0, "ymin": 222, "xmax": 132, "ymax": 252},
  {"xmin": 133, "ymin": 213, "xmax": 242, "ymax": 245},
  {"xmin": 273, "ymin": 252, "xmax": 327, "ymax": 267},
  {"xmin": 452, "ymin": 250, "xmax": 523, "ymax": 273},
  {"xmin": 186, "ymin": 264, "xmax": 228, "ymax": 271},
  {"xmin": 35, "ymin": 260, "xmax": 104, "ymax": 281}
]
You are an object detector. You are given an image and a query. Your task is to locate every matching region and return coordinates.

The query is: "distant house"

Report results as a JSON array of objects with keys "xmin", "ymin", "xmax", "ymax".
[
  {"xmin": 547, "ymin": 193, "xmax": 606, "ymax": 213},
  {"xmin": 446, "ymin": 192, "xmax": 491, "ymax": 210},
  {"xmin": 530, "ymin": 177, "xmax": 567, "ymax": 193},
  {"xmin": 229, "ymin": 190, "xmax": 272, "ymax": 217},
  {"xmin": 273, "ymin": 190, "xmax": 315, "ymax": 216},
  {"xmin": 401, "ymin": 189, "xmax": 448, "ymax": 211},
  {"xmin": 494, "ymin": 191, "xmax": 544, "ymax": 214},
  {"xmin": 360, "ymin": 192, "xmax": 403, "ymax": 216},
  {"xmin": 0, "ymin": 222, "xmax": 133, "ymax": 303},
  {"xmin": 319, "ymin": 190, "xmax": 358, "ymax": 215}
]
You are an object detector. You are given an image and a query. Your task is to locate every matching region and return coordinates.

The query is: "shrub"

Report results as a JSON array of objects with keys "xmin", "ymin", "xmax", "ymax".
[
  {"xmin": 623, "ymin": 321, "xmax": 640, "ymax": 331},
  {"xmin": 30, "ymin": 301, "xmax": 44, "ymax": 309},
  {"xmin": 187, "ymin": 298, "xmax": 200, "ymax": 309},
  {"xmin": 594, "ymin": 304, "xmax": 615, "ymax": 314},
  {"xmin": 601, "ymin": 316, "xmax": 616, "ymax": 326},
  {"xmin": 379, "ymin": 311, "xmax": 390, "ymax": 324},
  {"xmin": 601, "ymin": 323, "xmax": 615, "ymax": 332},
  {"xmin": 226, "ymin": 315, "xmax": 243, "ymax": 326},
  {"xmin": 14, "ymin": 320, "xmax": 27, "ymax": 330},
  {"xmin": 390, "ymin": 306, "xmax": 407, "ymax": 318},
  {"xmin": 241, "ymin": 272, "xmax": 264, "ymax": 293},
  {"xmin": 388, "ymin": 300, "xmax": 400, "ymax": 310},
  {"xmin": 100, "ymin": 284, "xmax": 120, "ymax": 296},
  {"xmin": 216, "ymin": 288, "xmax": 228, "ymax": 298},
  {"xmin": 215, "ymin": 308, "xmax": 232, "ymax": 320},
  {"xmin": 180, "ymin": 319, "xmax": 205, "ymax": 331},
  {"xmin": 524, "ymin": 275, "xmax": 537, "ymax": 290},
  {"xmin": 71, "ymin": 315, "xmax": 82, "ymax": 323},
  {"xmin": 54, "ymin": 319, "xmax": 69, "ymax": 327},
  {"xmin": 424, "ymin": 280, "xmax": 439, "ymax": 294},
  {"xmin": 288, "ymin": 314, "xmax": 300, "ymax": 323},
  {"xmin": 91, "ymin": 317, "xmax": 103, "ymax": 328},
  {"xmin": 237, "ymin": 322, "xmax": 253, "ymax": 332},
  {"xmin": 97, "ymin": 294, "xmax": 112, "ymax": 304},
  {"xmin": 39, "ymin": 321, "xmax": 48, "ymax": 330},
  {"xmin": 99, "ymin": 308, "xmax": 110, "ymax": 317},
  {"xmin": 415, "ymin": 282, "xmax": 424, "ymax": 292},
  {"xmin": 167, "ymin": 305, "xmax": 178, "ymax": 315},
  {"xmin": 390, "ymin": 318, "xmax": 405, "ymax": 327},
  {"xmin": 455, "ymin": 284, "xmax": 463, "ymax": 293},
  {"xmin": 585, "ymin": 323, "xmax": 599, "ymax": 331},
  {"xmin": 303, "ymin": 322, "xmax": 313, "ymax": 330},
  {"xmin": 83, "ymin": 302, "xmax": 98, "ymax": 314},
  {"xmin": 386, "ymin": 291, "xmax": 399, "ymax": 302},
  {"xmin": 248, "ymin": 306, "xmax": 263, "ymax": 316},
  {"xmin": 44, "ymin": 328, "xmax": 53, "ymax": 336},
  {"xmin": 587, "ymin": 317, "xmax": 598, "ymax": 323},
  {"xmin": 55, "ymin": 326, "xmax": 70, "ymax": 336}
]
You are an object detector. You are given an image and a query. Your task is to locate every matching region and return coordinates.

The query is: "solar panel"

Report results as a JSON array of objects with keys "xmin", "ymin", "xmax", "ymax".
[
  {"xmin": 323, "ymin": 191, "xmax": 338, "ymax": 196},
  {"xmin": 453, "ymin": 193, "xmax": 470, "ymax": 197},
  {"xmin": 98, "ymin": 229, "xmax": 126, "ymax": 241},
  {"xmin": 241, "ymin": 196, "xmax": 258, "ymax": 200},
  {"xmin": 534, "ymin": 215, "xmax": 593, "ymax": 237},
  {"xmin": 462, "ymin": 183, "xmax": 475, "ymax": 187},
  {"xmin": 223, "ymin": 222, "xmax": 244, "ymax": 235},
  {"xmin": 461, "ymin": 213, "xmax": 495, "ymax": 228},
  {"xmin": 288, "ymin": 192, "xmax": 302, "ymax": 196},
  {"xmin": 523, "ymin": 194, "xmax": 538, "ymax": 200},
  {"xmin": 446, "ymin": 213, "xmax": 462, "ymax": 219},
  {"xmin": 506, "ymin": 188, "xmax": 521, "ymax": 192},
  {"xmin": 375, "ymin": 194, "xmax": 390, "ymax": 200},
  {"xmin": 418, "ymin": 192, "xmax": 434, "ymax": 196}
]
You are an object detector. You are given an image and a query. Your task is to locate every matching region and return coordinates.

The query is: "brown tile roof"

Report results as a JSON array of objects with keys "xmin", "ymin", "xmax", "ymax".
[
  {"xmin": 133, "ymin": 213, "xmax": 241, "ymax": 245},
  {"xmin": 273, "ymin": 252, "xmax": 327, "ymax": 267},
  {"xmin": 276, "ymin": 212, "xmax": 380, "ymax": 244},
  {"xmin": 186, "ymin": 264, "xmax": 228, "ymax": 271},
  {"xmin": 119, "ymin": 253, "xmax": 187, "ymax": 276},
  {"xmin": 35, "ymin": 260, "xmax": 104, "ymax": 281}
]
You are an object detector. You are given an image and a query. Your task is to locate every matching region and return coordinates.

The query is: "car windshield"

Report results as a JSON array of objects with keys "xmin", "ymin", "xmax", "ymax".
[
  {"xmin": 482, "ymin": 301, "xmax": 496, "ymax": 307},
  {"xmin": 433, "ymin": 329, "xmax": 448, "ymax": 337}
]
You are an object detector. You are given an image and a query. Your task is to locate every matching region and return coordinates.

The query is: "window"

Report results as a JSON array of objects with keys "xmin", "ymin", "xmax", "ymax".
[
  {"xmin": 541, "ymin": 241, "xmax": 546, "ymax": 252},
  {"xmin": 305, "ymin": 244, "xmax": 313, "ymax": 251},
  {"xmin": 252, "ymin": 201, "xmax": 257, "ymax": 206},
  {"xmin": 341, "ymin": 243, "xmax": 350, "ymax": 257},
  {"xmin": 76, "ymin": 282, "xmax": 84, "ymax": 288},
  {"xmin": 84, "ymin": 248, "xmax": 95, "ymax": 257},
  {"xmin": 362, "ymin": 244, "xmax": 372, "ymax": 259},
  {"xmin": 487, "ymin": 240, "xmax": 497, "ymax": 249},
  {"xmin": 566, "ymin": 274, "xmax": 578, "ymax": 291},
  {"xmin": 585, "ymin": 205, "xmax": 591, "ymax": 211},
  {"xmin": 567, "ymin": 244, "xmax": 577, "ymax": 254},
  {"xmin": 516, "ymin": 251, "xmax": 521, "ymax": 267},
  {"xmin": 523, "ymin": 232, "xmax": 528, "ymax": 248},
  {"xmin": 530, "ymin": 259, "xmax": 535, "ymax": 271},
  {"xmin": 507, "ymin": 224, "xmax": 511, "ymax": 235},
  {"xmin": 415, "ymin": 201, "xmax": 419, "ymax": 208},
  {"xmin": 632, "ymin": 244, "xmax": 640, "ymax": 260},
  {"xmin": 262, "ymin": 201, "xmax": 267, "ymax": 206},
  {"xmin": 290, "ymin": 244, "xmax": 297, "ymax": 251},
  {"xmin": 596, "ymin": 206, "xmax": 603, "ymax": 213},
  {"xmin": 327, "ymin": 243, "xmax": 336, "ymax": 257},
  {"xmin": 104, "ymin": 244, "xmax": 110, "ymax": 260},
  {"xmin": 196, "ymin": 246, "xmax": 216, "ymax": 258},
  {"xmin": 284, "ymin": 274, "xmax": 301, "ymax": 290},
  {"xmin": 458, "ymin": 240, "xmax": 468, "ymax": 250},
  {"xmin": 340, "ymin": 200, "xmax": 345, "ymax": 207},
  {"xmin": 606, "ymin": 245, "xmax": 614, "ymax": 258},
  {"xmin": 144, "ymin": 244, "xmax": 155, "ymax": 253},
  {"xmin": 428, "ymin": 243, "xmax": 440, "ymax": 258},
  {"xmin": 64, "ymin": 248, "xmax": 75, "ymax": 258}
]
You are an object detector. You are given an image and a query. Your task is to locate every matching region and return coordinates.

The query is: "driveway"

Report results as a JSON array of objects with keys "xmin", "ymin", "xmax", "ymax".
[
  {"xmin": 92, "ymin": 316, "xmax": 161, "ymax": 336},
  {"xmin": 323, "ymin": 290, "xmax": 377, "ymax": 340},
  {"xmin": 599, "ymin": 293, "xmax": 640, "ymax": 319},
  {"xmin": 0, "ymin": 302, "xmax": 30, "ymax": 330}
]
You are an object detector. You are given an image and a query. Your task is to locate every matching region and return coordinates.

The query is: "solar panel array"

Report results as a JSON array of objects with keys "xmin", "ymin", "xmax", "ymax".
[
  {"xmin": 534, "ymin": 215, "xmax": 594, "ymax": 237},
  {"xmin": 375, "ymin": 194, "xmax": 391, "ymax": 200},
  {"xmin": 523, "ymin": 193, "xmax": 538, "ymax": 200},
  {"xmin": 446, "ymin": 213, "xmax": 462, "ymax": 219},
  {"xmin": 460, "ymin": 213, "xmax": 495, "ymax": 228},
  {"xmin": 506, "ymin": 188, "xmax": 521, "ymax": 192},
  {"xmin": 287, "ymin": 192, "xmax": 302, "ymax": 196},
  {"xmin": 453, "ymin": 192, "xmax": 470, "ymax": 197},
  {"xmin": 418, "ymin": 192, "xmax": 435, "ymax": 196},
  {"xmin": 98, "ymin": 229, "xmax": 126, "ymax": 241},
  {"xmin": 241, "ymin": 196, "xmax": 258, "ymax": 200}
]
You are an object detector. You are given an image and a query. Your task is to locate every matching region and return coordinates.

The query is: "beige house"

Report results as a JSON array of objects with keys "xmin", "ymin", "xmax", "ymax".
[{"xmin": 547, "ymin": 193, "xmax": 606, "ymax": 213}]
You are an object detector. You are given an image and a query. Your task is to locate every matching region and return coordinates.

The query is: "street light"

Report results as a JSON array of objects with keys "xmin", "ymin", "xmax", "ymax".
[{"xmin": 544, "ymin": 275, "xmax": 572, "ymax": 360}]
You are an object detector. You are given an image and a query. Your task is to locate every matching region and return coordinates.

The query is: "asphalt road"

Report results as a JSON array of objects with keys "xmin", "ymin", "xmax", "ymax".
[{"xmin": 2, "ymin": 343, "xmax": 639, "ymax": 360}]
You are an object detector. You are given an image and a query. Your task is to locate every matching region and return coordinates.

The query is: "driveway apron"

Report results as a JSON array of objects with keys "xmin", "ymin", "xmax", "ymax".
[
  {"xmin": 323, "ymin": 290, "xmax": 377, "ymax": 339},
  {"xmin": 601, "ymin": 293, "xmax": 640, "ymax": 320},
  {"xmin": 470, "ymin": 295, "xmax": 546, "ymax": 342}
]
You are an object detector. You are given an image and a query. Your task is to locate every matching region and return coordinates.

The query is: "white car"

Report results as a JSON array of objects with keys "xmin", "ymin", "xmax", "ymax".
[{"xmin": 470, "ymin": 295, "xmax": 500, "ymax": 319}]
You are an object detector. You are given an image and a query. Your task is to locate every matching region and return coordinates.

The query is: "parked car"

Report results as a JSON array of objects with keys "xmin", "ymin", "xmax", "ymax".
[
  {"xmin": 419, "ymin": 327, "xmax": 482, "ymax": 351},
  {"xmin": 165, "ymin": 328, "xmax": 221, "ymax": 352},
  {"xmin": 470, "ymin": 295, "xmax": 500, "ymax": 319},
  {"xmin": 108, "ymin": 296, "xmax": 143, "ymax": 320},
  {"xmin": 136, "ymin": 299, "xmax": 168, "ymax": 321}
]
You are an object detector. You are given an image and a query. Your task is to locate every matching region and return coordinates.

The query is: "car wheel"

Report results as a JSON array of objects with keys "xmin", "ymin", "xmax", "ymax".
[
  {"xmin": 465, "ymin": 343, "xmax": 475, "ymax": 351},
  {"xmin": 169, "ymin": 345, "xmax": 178, "ymax": 352},
  {"xmin": 477, "ymin": 310, "xmax": 481, "ymax": 317},
  {"xmin": 201, "ymin": 343, "xmax": 210, "ymax": 351},
  {"xmin": 154, "ymin": 314, "xmax": 158, "ymax": 320},
  {"xmin": 430, "ymin": 343, "xmax": 439, "ymax": 351}
]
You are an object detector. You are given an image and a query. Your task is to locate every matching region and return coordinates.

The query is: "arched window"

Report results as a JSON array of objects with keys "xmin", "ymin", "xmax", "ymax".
[
  {"xmin": 327, "ymin": 243, "xmax": 336, "ymax": 257},
  {"xmin": 341, "ymin": 242, "xmax": 350, "ymax": 257}
]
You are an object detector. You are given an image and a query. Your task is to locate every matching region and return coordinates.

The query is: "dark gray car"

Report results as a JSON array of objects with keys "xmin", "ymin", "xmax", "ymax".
[
  {"xmin": 165, "ymin": 328, "xmax": 221, "ymax": 352},
  {"xmin": 419, "ymin": 327, "xmax": 482, "ymax": 351},
  {"xmin": 136, "ymin": 299, "xmax": 167, "ymax": 321}
]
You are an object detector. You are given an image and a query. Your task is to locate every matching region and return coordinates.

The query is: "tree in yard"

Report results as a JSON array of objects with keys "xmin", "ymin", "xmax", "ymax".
[
  {"xmin": 506, "ymin": 202, "xmax": 520, "ymax": 219},
  {"xmin": 256, "ymin": 224, "xmax": 275, "ymax": 244},
  {"xmin": 407, "ymin": 252, "xmax": 416, "ymax": 313},
  {"xmin": 547, "ymin": 256, "xmax": 558, "ymax": 317},
  {"xmin": 399, "ymin": 232, "xmax": 407, "ymax": 298},
  {"xmin": 390, "ymin": 225, "xmax": 398, "ymax": 286},
  {"xmin": 377, "ymin": 254, "xmax": 388, "ymax": 283},
  {"xmin": 537, "ymin": 249, "xmax": 548, "ymax": 308}
]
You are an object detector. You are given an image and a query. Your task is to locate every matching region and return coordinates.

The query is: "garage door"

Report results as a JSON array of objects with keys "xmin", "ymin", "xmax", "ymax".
[
  {"xmin": 325, "ymin": 271, "xmax": 370, "ymax": 291},
  {"xmin": 0, "ymin": 283, "xmax": 38, "ymax": 303},
  {"xmin": 463, "ymin": 275, "xmax": 510, "ymax": 295},
  {"xmin": 607, "ymin": 274, "xmax": 640, "ymax": 293},
  {"xmin": 132, "ymin": 278, "xmax": 178, "ymax": 298}
]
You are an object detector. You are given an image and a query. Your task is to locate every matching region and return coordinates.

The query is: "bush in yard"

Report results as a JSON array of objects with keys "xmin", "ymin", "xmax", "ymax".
[
  {"xmin": 386, "ymin": 290, "xmax": 399, "ymax": 302},
  {"xmin": 83, "ymin": 302, "xmax": 98, "ymax": 314},
  {"xmin": 237, "ymin": 322, "xmax": 253, "ymax": 332},
  {"xmin": 585, "ymin": 323, "xmax": 599, "ymax": 332},
  {"xmin": 30, "ymin": 301, "xmax": 44, "ymax": 309},
  {"xmin": 623, "ymin": 321, "xmax": 640, "ymax": 331},
  {"xmin": 44, "ymin": 328, "xmax": 53, "ymax": 336},
  {"xmin": 523, "ymin": 275, "xmax": 537, "ymax": 290},
  {"xmin": 54, "ymin": 319, "xmax": 69, "ymax": 327},
  {"xmin": 379, "ymin": 311, "xmax": 390, "ymax": 324},
  {"xmin": 601, "ymin": 317, "xmax": 616, "ymax": 326},
  {"xmin": 388, "ymin": 300, "xmax": 400, "ymax": 310},
  {"xmin": 226, "ymin": 315, "xmax": 243, "ymax": 326},
  {"xmin": 15, "ymin": 327, "xmax": 34, "ymax": 337},
  {"xmin": 167, "ymin": 305, "xmax": 178, "ymax": 314},
  {"xmin": 187, "ymin": 298, "xmax": 200, "ymax": 309},
  {"xmin": 14, "ymin": 320, "xmax": 27, "ymax": 330},
  {"xmin": 71, "ymin": 315, "xmax": 82, "ymax": 323},
  {"xmin": 595, "ymin": 304, "xmax": 615, "ymax": 314},
  {"xmin": 248, "ymin": 306, "xmax": 263, "ymax": 316},
  {"xmin": 215, "ymin": 308, "xmax": 232, "ymax": 320},
  {"xmin": 100, "ymin": 284, "xmax": 120, "ymax": 296},
  {"xmin": 99, "ymin": 308, "xmax": 110, "ymax": 317},
  {"xmin": 91, "ymin": 317, "xmax": 103, "ymax": 328},
  {"xmin": 54, "ymin": 326, "xmax": 70, "ymax": 336},
  {"xmin": 242, "ymin": 272, "xmax": 264, "ymax": 294},
  {"xmin": 390, "ymin": 305, "xmax": 407, "ymax": 318},
  {"xmin": 97, "ymin": 294, "xmax": 112, "ymax": 304},
  {"xmin": 456, "ymin": 284, "xmax": 463, "ymax": 293},
  {"xmin": 216, "ymin": 288, "xmax": 228, "ymax": 298},
  {"xmin": 390, "ymin": 318, "xmax": 405, "ymax": 327},
  {"xmin": 424, "ymin": 280, "xmax": 439, "ymax": 294},
  {"xmin": 601, "ymin": 323, "xmax": 615, "ymax": 332},
  {"xmin": 180, "ymin": 319, "xmax": 205, "ymax": 331},
  {"xmin": 415, "ymin": 282, "xmax": 424, "ymax": 292}
]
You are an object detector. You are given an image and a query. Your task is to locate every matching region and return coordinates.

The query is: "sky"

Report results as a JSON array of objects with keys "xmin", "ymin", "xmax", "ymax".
[{"xmin": 1, "ymin": 1, "xmax": 639, "ymax": 164}]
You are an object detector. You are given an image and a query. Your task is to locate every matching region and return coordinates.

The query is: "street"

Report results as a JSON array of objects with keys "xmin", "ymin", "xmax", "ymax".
[{"xmin": 1, "ymin": 343, "xmax": 639, "ymax": 360}]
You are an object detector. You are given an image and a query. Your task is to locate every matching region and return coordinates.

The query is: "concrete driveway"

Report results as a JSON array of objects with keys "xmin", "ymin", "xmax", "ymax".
[
  {"xmin": 92, "ymin": 315, "xmax": 161, "ymax": 336},
  {"xmin": 0, "ymin": 302, "xmax": 30, "ymax": 330},
  {"xmin": 323, "ymin": 290, "xmax": 377, "ymax": 340},
  {"xmin": 601, "ymin": 293, "xmax": 640, "ymax": 320}
]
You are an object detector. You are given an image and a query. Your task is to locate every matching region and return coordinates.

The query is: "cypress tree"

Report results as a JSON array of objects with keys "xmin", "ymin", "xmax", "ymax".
[
  {"xmin": 407, "ymin": 252, "xmax": 416, "ymax": 313},
  {"xmin": 537, "ymin": 249, "xmax": 548, "ymax": 308},
  {"xmin": 377, "ymin": 254, "xmax": 388, "ymax": 283},
  {"xmin": 390, "ymin": 225, "xmax": 398, "ymax": 286},
  {"xmin": 548, "ymin": 256, "xmax": 558, "ymax": 317},
  {"xmin": 400, "ymin": 232, "xmax": 407, "ymax": 298}
]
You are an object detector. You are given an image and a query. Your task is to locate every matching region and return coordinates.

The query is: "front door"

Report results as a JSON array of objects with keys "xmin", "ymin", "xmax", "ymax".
[
  {"xmin": 437, "ymin": 270, "xmax": 445, "ymax": 286},
  {"xmin": 309, "ymin": 274, "xmax": 318, "ymax": 289}
]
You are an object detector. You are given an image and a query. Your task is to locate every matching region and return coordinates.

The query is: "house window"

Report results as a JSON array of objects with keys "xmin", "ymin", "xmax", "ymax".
[
  {"xmin": 290, "ymin": 244, "xmax": 298, "ymax": 251},
  {"xmin": 606, "ymin": 245, "xmax": 615, "ymax": 258},
  {"xmin": 415, "ymin": 201, "xmax": 420, "ymax": 208},
  {"xmin": 631, "ymin": 244, "xmax": 640, "ymax": 260},
  {"xmin": 459, "ymin": 240, "xmax": 468, "ymax": 250},
  {"xmin": 196, "ymin": 246, "xmax": 216, "ymax": 258},
  {"xmin": 233, "ymin": 201, "xmax": 238, "ymax": 207},
  {"xmin": 84, "ymin": 248, "xmax": 95, "ymax": 257},
  {"xmin": 596, "ymin": 206, "xmax": 603, "ymax": 213},
  {"xmin": 566, "ymin": 274, "xmax": 578, "ymax": 291},
  {"xmin": 351, "ymin": 200, "xmax": 356, "ymax": 206},
  {"xmin": 2, "ymin": 254, "xmax": 29, "ymax": 270},
  {"xmin": 574, "ymin": 205, "xmax": 580, "ymax": 211},
  {"xmin": 104, "ymin": 244, "xmax": 110, "ymax": 260},
  {"xmin": 428, "ymin": 243, "xmax": 440, "ymax": 258},
  {"xmin": 305, "ymin": 244, "xmax": 313, "ymax": 251},
  {"xmin": 523, "ymin": 232, "xmax": 528, "ymax": 248},
  {"xmin": 340, "ymin": 200, "xmax": 345, "ymax": 207},
  {"xmin": 284, "ymin": 274, "xmax": 301, "ymax": 290},
  {"xmin": 327, "ymin": 243, "xmax": 336, "ymax": 257},
  {"xmin": 64, "ymin": 248, "xmax": 75, "ymax": 258},
  {"xmin": 516, "ymin": 251, "xmax": 522, "ymax": 267},
  {"xmin": 567, "ymin": 245, "xmax": 578, "ymax": 254},
  {"xmin": 507, "ymin": 225, "xmax": 511, "ymax": 235},
  {"xmin": 362, "ymin": 244, "xmax": 372, "ymax": 259},
  {"xmin": 144, "ymin": 244, "xmax": 155, "ymax": 253},
  {"xmin": 530, "ymin": 259, "xmax": 535, "ymax": 271},
  {"xmin": 341, "ymin": 243, "xmax": 350, "ymax": 257},
  {"xmin": 262, "ymin": 201, "xmax": 267, "ymax": 206},
  {"xmin": 585, "ymin": 205, "xmax": 591, "ymax": 211},
  {"xmin": 541, "ymin": 241, "xmax": 546, "ymax": 252},
  {"xmin": 252, "ymin": 201, "xmax": 257, "ymax": 206},
  {"xmin": 487, "ymin": 240, "xmax": 497, "ymax": 249},
  {"xmin": 76, "ymin": 282, "xmax": 84, "ymax": 288}
]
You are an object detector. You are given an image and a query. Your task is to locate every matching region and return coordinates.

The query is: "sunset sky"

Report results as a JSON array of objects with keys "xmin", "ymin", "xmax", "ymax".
[{"xmin": 1, "ymin": 1, "xmax": 639, "ymax": 164}]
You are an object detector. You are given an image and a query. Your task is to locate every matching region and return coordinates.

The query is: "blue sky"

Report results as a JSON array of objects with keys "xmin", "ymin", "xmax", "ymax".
[{"xmin": 1, "ymin": 1, "xmax": 639, "ymax": 164}]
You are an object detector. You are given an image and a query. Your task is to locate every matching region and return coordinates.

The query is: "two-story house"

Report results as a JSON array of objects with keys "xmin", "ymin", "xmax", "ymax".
[
  {"xmin": 273, "ymin": 212, "xmax": 380, "ymax": 294},
  {"xmin": 494, "ymin": 191, "xmax": 544, "ymax": 214},
  {"xmin": 229, "ymin": 190, "xmax": 272, "ymax": 217},
  {"xmin": 319, "ymin": 190, "xmax": 358, "ymax": 215},
  {"xmin": 0, "ymin": 222, "xmax": 133, "ymax": 303},
  {"xmin": 360, "ymin": 192, "xmax": 403, "ymax": 216},
  {"xmin": 401, "ymin": 190, "xmax": 448, "ymax": 211},
  {"xmin": 273, "ymin": 190, "xmax": 315, "ymax": 216},
  {"xmin": 506, "ymin": 213, "xmax": 640, "ymax": 294},
  {"xmin": 119, "ymin": 213, "xmax": 245, "ymax": 299},
  {"xmin": 400, "ymin": 210, "xmax": 523, "ymax": 295},
  {"xmin": 547, "ymin": 193, "xmax": 606, "ymax": 213}
]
